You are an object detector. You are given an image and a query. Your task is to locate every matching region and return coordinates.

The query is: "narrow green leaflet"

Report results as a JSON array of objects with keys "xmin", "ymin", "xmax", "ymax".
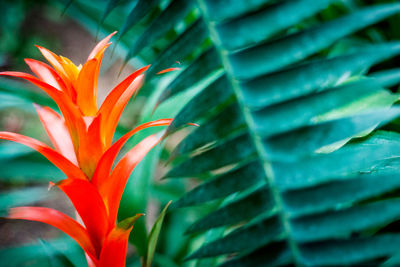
[
  {"xmin": 185, "ymin": 186, "xmax": 274, "ymax": 234},
  {"xmin": 170, "ymin": 103, "xmax": 245, "ymax": 159},
  {"xmin": 228, "ymin": 3, "xmax": 400, "ymax": 75},
  {"xmin": 217, "ymin": 0, "xmax": 337, "ymax": 50},
  {"xmin": 118, "ymin": 0, "xmax": 162, "ymax": 42},
  {"xmin": 264, "ymin": 108, "xmax": 400, "ymax": 160},
  {"xmin": 370, "ymin": 68, "xmax": 400, "ymax": 87},
  {"xmin": 125, "ymin": 0, "xmax": 194, "ymax": 60},
  {"xmin": 218, "ymin": 242, "xmax": 291, "ymax": 267},
  {"xmin": 99, "ymin": 0, "xmax": 124, "ymax": 26},
  {"xmin": 187, "ymin": 216, "xmax": 283, "ymax": 259},
  {"xmin": 156, "ymin": 46, "xmax": 221, "ymax": 105},
  {"xmin": 148, "ymin": 18, "xmax": 208, "ymax": 77},
  {"xmin": 145, "ymin": 201, "xmax": 172, "ymax": 267},
  {"xmin": 240, "ymin": 44, "xmax": 400, "ymax": 108},
  {"xmin": 282, "ymin": 172, "xmax": 400, "ymax": 218},
  {"xmin": 300, "ymin": 234, "xmax": 400, "ymax": 266},
  {"xmin": 172, "ymin": 161, "xmax": 264, "ymax": 208},
  {"xmin": 165, "ymin": 133, "xmax": 256, "ymax": 178}
]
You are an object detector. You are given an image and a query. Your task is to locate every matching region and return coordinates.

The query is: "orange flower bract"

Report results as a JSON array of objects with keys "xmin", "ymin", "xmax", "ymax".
[{"xmin": 0, "ymin": 32, "xmax": 172, "ymax": 267}]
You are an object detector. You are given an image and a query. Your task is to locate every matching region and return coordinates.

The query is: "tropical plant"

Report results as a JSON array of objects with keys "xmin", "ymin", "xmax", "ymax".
[
  {"xmin": 0, "ymin": 33, "xmax": 176, "ymax": 267},
  {"xmin": 3, "ymin": 0, "xmax": 400, "ymax": 266}
]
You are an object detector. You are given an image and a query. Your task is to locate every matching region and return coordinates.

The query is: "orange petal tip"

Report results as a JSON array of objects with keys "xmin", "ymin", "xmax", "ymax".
[
  {"xmin": 141, "ymin": 64, "xmax": 151, "ymax": 72},
  {"xmin": 107, "ymin": 31, "xmax": 117, "ymax": 38},
  {"xmin": 156, "ymin": 67, "xmax": 181, "ymax": 75},
  {"xmin": 48, "ymin": 180, "xmax": 65, "ymax": 190},
  {"xmin": 34, "ymin": 45, "xmax": 45, "ymax": 51},
  {"xmin": 48, "ymin": 181, "xmax": 56, "ymax": 190}
]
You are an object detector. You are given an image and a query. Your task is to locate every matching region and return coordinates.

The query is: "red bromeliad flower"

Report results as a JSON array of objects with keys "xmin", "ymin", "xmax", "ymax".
[{"xmin": 0, "ymin": 32, "xmax": 174, "ymax": 266}]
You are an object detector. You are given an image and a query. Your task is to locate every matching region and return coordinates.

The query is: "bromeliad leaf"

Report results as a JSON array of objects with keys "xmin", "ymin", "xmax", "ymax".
[{"xmin": 145, "ymin": 201, "xmax": 172, "ymax": 267}]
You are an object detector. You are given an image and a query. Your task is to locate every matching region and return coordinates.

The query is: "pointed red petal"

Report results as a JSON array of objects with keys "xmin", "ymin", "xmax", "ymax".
[
  {"xmin": 35, "ymin": 105, "xmax": 78, "ymax": 165},
  {"xmin": 156, "ymin": 67, "xmax": 181, "ymax": 74},
  {"xmin": 35, "ymin": 46, "xmax": 68, "ymax": 77},
  {"xmin": 98, "ymin": 65, "xmax": 149, "ymax": 147},
  {"xmin": 99, "ymin": 228, "xmax": 130, "ymax": 267},
  {"xmin": 76, "ymin": 59, "xmax": 98, "ymax": 116},
  {"xmin": 35, "ymin": 46, "xmax": 76, "ymax": 100},
  {"xmin": 88, "ymin": 31, "xmax": 117, "ymax": 61},
  {"xmin": 86, "ymin": 254, "xmax": 97, "ymax": 267},
  {"xmin": 0, "ymin": 132, "xmax": 86, "ymax": 180},
  {"xmin": 54, "ymin": 179, "xmax": 109, "ymax": 256},
  {"xmin": 101, "ymin": 132, "xmax": 165, "ymax": 226},
  {"xmin": 0, "ymin": 71, "xmax": 85, "ymax": 149},
  {"xmin": 78, "ymin": 114, "xmax": 104, "ymax": 177},
  {"xmin": 92, "ymin": 119, "xmax": 172, "ymax": 188},
  {"xmin": 98, "ymin": 214, "xmax": 144, "ymax": 267},
  {"xmin": 92, "ymin": 45, "xmax": 109, "ymax": 113},
  {"xmin": 98, "ymin": 66, "xmax": 149, "ymax": 115},
  {"xmin": 86, "ymin": 33, "xmax": 115, "ymax": 110},
  {"xmin": 9, "ymin": 207, "xmax": 97, "ymax": 263},
  {"xmin": 0, "ymin": 71, "xmax": 64, "ymax": 100},
  {"xmin": 24, "ymin": 59, "xmax": 67, "ymax": 92}
]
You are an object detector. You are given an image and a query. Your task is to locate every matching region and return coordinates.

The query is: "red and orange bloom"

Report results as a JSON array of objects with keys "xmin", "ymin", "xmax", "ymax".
[{"xmin": 0, "ymin": 32, "xmax": 173, "ymax": 267}]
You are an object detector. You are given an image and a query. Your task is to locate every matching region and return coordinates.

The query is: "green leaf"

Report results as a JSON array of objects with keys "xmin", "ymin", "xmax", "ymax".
[
  {"xmin": 282, "ymin": 172, "xmax": 400, "ymax": 218},
  {"xmin": 0, "ymin": 143, "xmax": 33, "ymax": 160},
  {"xmin": 216, "ymin": 0, "xmax": 337, "ymax": 50},
  {"xmin": 167, "ymin": 74, "xmax": 233, "ymax": 133},
  {"xmin": 165, "ymin": 133, "xmax": 256, "ymax": 178},
  {"xmin": 0, "ymin": 153, "xmax": 64, "ymax": 182},
  {"xmin": 185, "ymin": 186, "xmax": 274, "ymax": 234},
  {"xmin": 172, "ymin": 1, "xmax": 400, "ymax": 265},
  {"xmin": 148, "ymin": 18, "xmax": 208, "ymax": 77},
  {"xmin": 39, "ymin": 239, "xmax": 76, "ymax": 267},
  {"xmin": 187, "ymin": 216, "xmax": 283, "ymax": 259},
  {"xmin": 0, "ymin": 78, "xmax": 55, "ymax": 110},
  {"xmin": 217, "ymin": 242, "xmax": 291, "ymax": 267},
  {"xmin": 264, "ymin": 108, "xmax": 400, "ymax": 160},
  {"xmin": 99, "ymin": 0, "xmax": 124, "ymax": 26},
  {"xmin": 0, "ymin": 238, "xmax": 86, "ymax": 267},
  {"xmin": 370, "ymin": 68, "xmax": 400, "ymax": 88},
  {"xmin": 291, "ymin": 199, "xmax": 400, "ymax": 242},
  {"xmin": 145, "ymin": 201, "xmax": 172, "ymax": 267},
  {"xmin": 300, "ymin": 234, "xmax": 400, "ymax": 266},
  {"xmin": 118, "ymin": 0, "xmax": 162, "ymax": 42},
  {"xmin": 170, "ymin": 103, "xmax": 245, "ymax": 159},
  {"xmin": 228, "ymin": 3, "xmax": 400, "ymax": 74},
  {"xmin": 201, "ymin": 0, "xmax": 274, "ymax": 22},
  {"xmin": 240, "ymin": 44, "xmax": 400, "ymax": 108},
  {"xmin": 0, "ymin": 186, "xmax": 50, "ymax": 215},
  {"xmin": 156, "ymin": 46, "xmax": 222, "ymax": 105},
  {"xmin": 125, "ymin": 0, "xmax": 194, "ymax": 60},
  {"xmin": 172, "ymin": 161, "xmax": 264, "ymax": 208},
  {"xmin": 251, "ymin": 79, "xmax": 387, "ymax": 137},
  {"xmin": 273, "ymin": 132, "xmax": 400, "ymax": 190}
]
